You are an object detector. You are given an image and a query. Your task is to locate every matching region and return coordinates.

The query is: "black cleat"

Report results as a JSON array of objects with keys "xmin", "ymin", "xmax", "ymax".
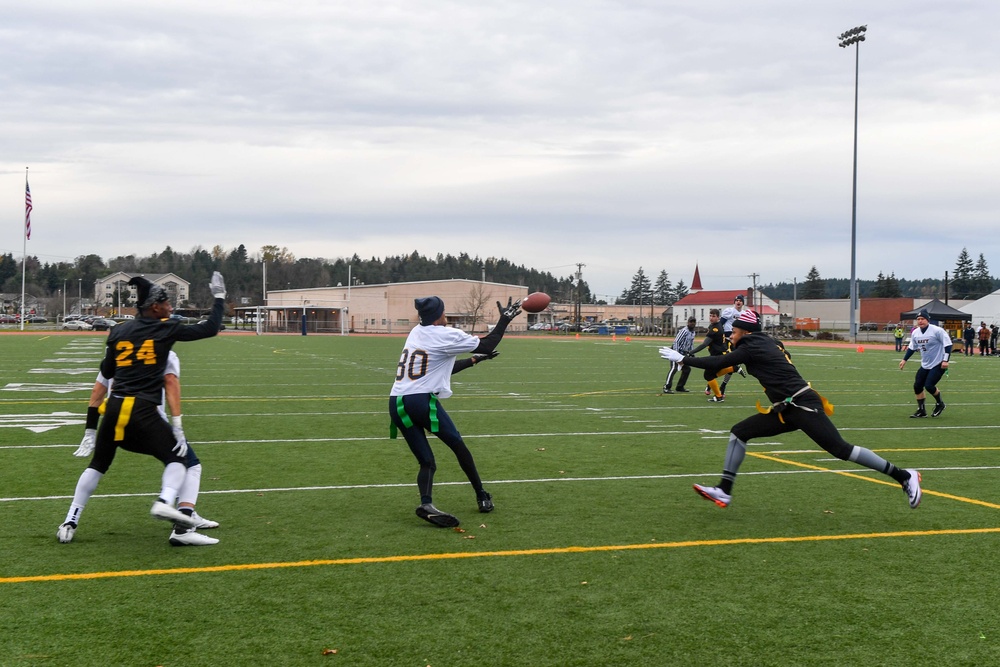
[
  {"xmin": 909, "ymin": 409, "xmax": 927, "ymax": 419},
  {"xmin": 932, "ymin": 403, "xmax": 946, "ymax": 417},
  {"xmin": 477, "ymin": 492, "xmax": 494, "ymax": 513},
  {"xmin": 675, "ymin": 388, "xmax": 690, "ymax": 393},
  {"xmin": 661, "ymin": 388, "xmax": 674, "ymax": 394},
  {"xmin": 737, "ymin": 365, "xmax": 747, "ymax": 378},
  {"xmin": 708, "ymin": 396, "xmax": 725, "ymax": 403},
  {"xmin": 416, "ymin": 503, "xmax": 460, "ymax": 528}
]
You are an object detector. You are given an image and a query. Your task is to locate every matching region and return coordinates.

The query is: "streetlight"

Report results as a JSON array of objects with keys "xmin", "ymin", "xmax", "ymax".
[
  {"xmin": 78, "ymin": 278, "xmax": 82, "ymax": 315},
  {"xmin": 839, "ymin": 24, "xmax": 867, "ymax": 342}
]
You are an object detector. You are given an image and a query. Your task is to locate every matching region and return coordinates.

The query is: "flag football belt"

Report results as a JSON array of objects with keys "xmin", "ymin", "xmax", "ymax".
[
  {"xmin": 756, "ymin": 385, "xmax": 834, "ymax": 423},
  {"xmin": 389, "ymin": 394, "xmax": 440, "ymax": 439}
]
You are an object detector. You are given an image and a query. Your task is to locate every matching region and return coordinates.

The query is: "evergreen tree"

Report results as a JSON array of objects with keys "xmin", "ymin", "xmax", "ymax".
[
  {"xmin": 618, "ymin": 267, "xmax": 652, "ymax": 305},
  {"xmin": 973, "ymin": 253, "xmax": 992, "ymax": 298},
  {"xmin": 652, "ymin": 270, "xmax": 673, "ymax": 305},
  {"xmin": 802, "ymin": 266, "xmax": 825, "ymax": 299},
  {"xmin": 953, "ymin": 248, "xmax": 974, "ymax": 299},
  {"xmin": 671, "ymin": 279, "xmax": 689, "ymax": 303}
]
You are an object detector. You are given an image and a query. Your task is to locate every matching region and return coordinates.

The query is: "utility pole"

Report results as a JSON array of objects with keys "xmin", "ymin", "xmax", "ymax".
[
  {"xmin": 747, "ymin": 272, "xmax": 760, "ymax": 310},
  {"xmin": 575, "ymin": 263, "xmax": 585, "ymax": 325}
]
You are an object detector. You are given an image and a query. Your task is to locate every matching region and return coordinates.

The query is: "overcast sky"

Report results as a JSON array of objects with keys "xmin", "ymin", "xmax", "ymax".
[{"xmin": 3, "ymin": 1, "xmax": 997, "ymax": 299}]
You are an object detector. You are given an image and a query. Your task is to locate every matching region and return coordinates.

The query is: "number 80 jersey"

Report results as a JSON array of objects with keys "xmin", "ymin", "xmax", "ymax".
[{"xmin": 390, "ymin": 325, "xmax": 480, "ymax": 399}]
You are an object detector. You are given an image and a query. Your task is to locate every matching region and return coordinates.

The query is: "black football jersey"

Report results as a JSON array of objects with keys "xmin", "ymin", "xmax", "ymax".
[
  {"xmin": 100, "ymin": 300, "xmax": 223, "ymax": 403},
  {"xmin": 683, "ymin": 333, "xmax": 808, "ymax": 402}
]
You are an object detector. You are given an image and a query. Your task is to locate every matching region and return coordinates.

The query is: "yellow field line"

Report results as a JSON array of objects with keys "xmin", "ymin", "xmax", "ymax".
[
  {"xmin": 749, "ymin": 451, "xmax": 1000, "ymax": 509},
  {"xmin": 5, "ymin": 526, "xmax": 1000, "ymax": 585}
]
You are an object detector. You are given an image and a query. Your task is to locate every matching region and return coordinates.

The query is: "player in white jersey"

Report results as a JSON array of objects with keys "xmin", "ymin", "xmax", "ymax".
[
  {"xmin": 716, "ymin": 294, "xmax": 748, "ymax": 395},
  {"xmin": 390, "ymin": 295, "xmax": 521, "ymax": 528},
  {"xmin": 61, "ymin": 350, "xmax": 219, "ymax": 545},
  {"xmin": 899, "ymin": 309, "xmax": 952, "ymax": 418}
]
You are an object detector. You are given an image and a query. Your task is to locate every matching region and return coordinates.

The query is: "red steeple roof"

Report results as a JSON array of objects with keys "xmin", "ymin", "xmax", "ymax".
[{"xmin": 691, "ymin": 264, "xmax": 703, "ymax": 291}]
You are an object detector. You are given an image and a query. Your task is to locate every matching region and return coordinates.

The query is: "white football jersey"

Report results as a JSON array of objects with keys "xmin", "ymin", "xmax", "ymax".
[
  {"xmin": 908, "ymin": 324, "xmax": 951, "ymax": 369},
  {"xmin": 97, "ymin": 350, "xmax": 179, "ymax": 420},
  {"xmin": 720, "ymin": 305, "xmax": 745, "ymax": 333},
  {"xmin": 390, "ymin": 325, "xmax": 480, "ymax": 399}
]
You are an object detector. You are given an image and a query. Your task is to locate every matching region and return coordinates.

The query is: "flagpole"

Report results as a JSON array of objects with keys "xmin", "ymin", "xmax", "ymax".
[{"xmin": 20, "ymin": 167, "xmax": 29, "ymax": 331}]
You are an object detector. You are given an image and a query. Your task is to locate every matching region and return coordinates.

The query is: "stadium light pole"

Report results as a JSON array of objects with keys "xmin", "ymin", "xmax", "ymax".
[{"xmin": 839, "ymin": 24, "xmax": 866, "ymax": 343}]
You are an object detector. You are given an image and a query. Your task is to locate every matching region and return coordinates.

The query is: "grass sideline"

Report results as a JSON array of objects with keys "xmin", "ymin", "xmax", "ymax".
[{"xmin": 2, "ymin": 331, "xmax": 1000, "ymax": 666}]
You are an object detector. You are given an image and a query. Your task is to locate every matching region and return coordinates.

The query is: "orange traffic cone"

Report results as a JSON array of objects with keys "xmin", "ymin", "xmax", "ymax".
[{"xmin": 857, "ymin": 345, "xmax": 864, "ymax": 353}]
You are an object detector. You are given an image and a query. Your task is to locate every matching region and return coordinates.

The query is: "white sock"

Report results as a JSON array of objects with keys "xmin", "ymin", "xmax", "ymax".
[
  {"xmin": 158, "ymin": 462, "xmax": 186, "ymax": 506},
  {"xmin": 178, "ymin": 464, "xmax": 202, "ymax": 508},
  {"xmin": 64, "ymin": 468, "xmax": 104, "ymax": 525}
]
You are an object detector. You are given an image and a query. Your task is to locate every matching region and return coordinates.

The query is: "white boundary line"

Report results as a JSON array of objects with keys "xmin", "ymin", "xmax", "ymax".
[{"xmin": 6, "ymin": 466, "xmax": 1000, "ymax": 504}]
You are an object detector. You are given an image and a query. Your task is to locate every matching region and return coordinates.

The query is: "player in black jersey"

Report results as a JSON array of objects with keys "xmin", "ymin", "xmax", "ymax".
[
  {"xmin": 57, "ymin": 272, "xmax": 227, "ymax": 544},
  {"xmin": 687, "ymin": 309, "xmax": 737, "ymax": 402},
  {"xmin": 661, "ymin": 309, "xmax": 922, "ymax": 510}
]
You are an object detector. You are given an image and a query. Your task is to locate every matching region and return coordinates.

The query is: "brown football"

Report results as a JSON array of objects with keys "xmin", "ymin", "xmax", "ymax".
[{"xmin": 521, "ymin": 292, "xmax": 551, "ymax": 313}]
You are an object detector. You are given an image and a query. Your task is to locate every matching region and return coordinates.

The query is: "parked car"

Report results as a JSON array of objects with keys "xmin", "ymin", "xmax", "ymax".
[
  {"xmin": 859, "ymin": 322, "xmax": 878, "ymax": 331},
  {"xmin": 26, "ymin": 316, "xmax": 49, "ymax": 324},
  {"xmin": 580, "ymin": 325, "xmax": 600, "ymax": 333},
  {"xmin": 528, "ymin": 322, "xmax": 552, "ymax": 331},
  {"xmin": 0, "ymin": 314, "xmax": 17, "ymax": 324},
  {"xmin": 91, "ymin": 318, "xmax": 117, "ymax": 331},
  {"xmin": 62, "ymin": 320, "xmax": 94, "ymax": 331}
]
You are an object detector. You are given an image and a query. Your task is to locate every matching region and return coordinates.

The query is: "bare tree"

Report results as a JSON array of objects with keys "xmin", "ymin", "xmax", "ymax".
[{"xmin": 461, "ymin": 282, "xmax": 491, "ymax": 332}]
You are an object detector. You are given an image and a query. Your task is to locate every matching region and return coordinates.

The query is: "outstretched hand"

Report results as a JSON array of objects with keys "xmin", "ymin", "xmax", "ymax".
[
  {"xmin": 659, "ymin": 347, "xmax": 684, "ymax": 363},
  {"xmin": 209, "ymin": 271, "xmax": 227, "ymax": 299},
  {"xmin": 497, "ymin": 297, "xmax": 522, "ymax": 320},
  {"xmin": 473, "ymin": 350, "xmax": 500, "ymax": 364}
]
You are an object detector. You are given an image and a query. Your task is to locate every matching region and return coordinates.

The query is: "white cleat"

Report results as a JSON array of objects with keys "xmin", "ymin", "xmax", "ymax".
[
  {"xmin": 903, "ymin": 469, "xmax": 922, "ymax": 509},
  {"xmin": 693, "ymin": 484, "xmax": 732, "ymax": 508},
  {"xmin": 169, "ymin": 529, "xmax": 220, "ymax": 546},
  {"xmin": 151, "ymin": 501, "xmax": 198, "ymax": 528},
  {"xmin": 190, "ymin": 511, "xmax": 219, "ymax": 529},
  {"xmin": 57, "ymin": 522, "xmax": 77, "ymax": 543}
]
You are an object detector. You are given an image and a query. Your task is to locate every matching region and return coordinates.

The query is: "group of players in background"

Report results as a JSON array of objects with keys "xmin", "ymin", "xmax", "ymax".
[{"xmin": 57, "ymin": 285, "xmax": 943, "ymax": 546}]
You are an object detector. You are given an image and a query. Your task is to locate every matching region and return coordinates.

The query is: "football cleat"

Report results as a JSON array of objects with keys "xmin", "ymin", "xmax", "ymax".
[
  {"xmin": 708, "ymin": 395, "xmax": 725, "ymax": 403},
  {"xmin": 477, "ymin": 492, "xmax": 494, "ymax": 513},
  {"xmin": 416, "ymin": 503, "xmax": 460, "ymax": 528},
  {"xmin": 57, "ymin": 522, "xmax": 77, "ymax": 543},
  {"xmin": 737, "ymin": 365, "xmax": 747, "ymax": 378},
  {"xmin": 661, "ymin": 388, "xmax": 674, "ymax": 394},
  {"xmin": 909, "ymin": 409, "xmax": 927, "ymax": 419},
  {"xmin": 902, "ymin": 469, "xmax": 922, "ymax": 509},
  {"xmin": 169, "ymin": 529, "xmax": 220, "ymax": 546},
  {"xmin": 693, "ymin": 484, "xmax": 731, "ymax": 508},
  {"xmin": 151, "ymin": 501, "xmax": 198, "ymax": 528},
  {"xmin": 704, "ymin": 387, "xmax": 711, "ymax": 396},
  {"xmin": 931, "ymin": 402, "xmax": 946, "ymax": 418},
  {"xmin": 676, "ymin": 388, "xmax": 690, "ymax": 393},
  {"xmin": 190, "ymin": 511, "xmax": 219, "ymax": 529}
]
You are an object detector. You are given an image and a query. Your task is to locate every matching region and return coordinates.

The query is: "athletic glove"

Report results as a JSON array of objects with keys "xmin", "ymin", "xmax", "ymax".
[
  {"xmin": 171, "ymin": 416, "xmax": 188, "ymax": 458},
  {"xmin": 497, "ymin": 297, "xmax": 522, "ymax": 320},
  {"xmin": 209, "ymin": 271, "xmax": 227, "ymax": 299},
  {"xmin": 659, "ymin": 347, "xmax": 684, "ymax": 362},
  {"xmin": 73, "ymin": 428, "xmax": 97, "ymax": 457},
  {"xmin": 472, "ymin": 350, "xmax": 500, "ymax": 364}
]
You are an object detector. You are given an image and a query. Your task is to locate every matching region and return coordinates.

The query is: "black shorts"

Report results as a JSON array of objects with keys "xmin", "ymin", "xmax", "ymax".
[{"xmin": 88, "ymin": 395, "xmax": 185, "ymax": 473}]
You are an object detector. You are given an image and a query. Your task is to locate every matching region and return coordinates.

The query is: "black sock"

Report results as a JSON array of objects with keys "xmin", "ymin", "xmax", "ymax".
[
  {"xmin": 917, "ymin": 398, "xmax": 926, "ymax": 411},
  {"xmin": 935, "ymin": 394, "xmax": 944, "ymax": 406},
  {"xmin": 180, "ymin": 507, "xmax": 194, "ymax": 517}
]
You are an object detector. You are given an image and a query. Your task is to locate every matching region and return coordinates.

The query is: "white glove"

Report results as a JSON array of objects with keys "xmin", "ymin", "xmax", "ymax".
[
  {"xmin": 73, "ymin": 428, "xmax": 97, "ymax": 457},
  {"xmin": 209, "ymin": 271, "xmax": 227, "ymax": 299},
  {"xmin": 171, "ymin": 416, "xmax": 188, "ymax": 458},
  {"xmin": 659, "ymin": 347, "xmax": 684, "ymax": 363}
]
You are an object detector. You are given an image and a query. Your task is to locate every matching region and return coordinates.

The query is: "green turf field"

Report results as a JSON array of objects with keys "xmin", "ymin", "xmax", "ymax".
[{"xmin": 2, "ymin": 331, "xmax": 999, "ymax": 666}]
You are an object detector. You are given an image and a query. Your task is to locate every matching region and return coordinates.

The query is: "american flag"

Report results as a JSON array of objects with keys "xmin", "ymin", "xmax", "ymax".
[{"xmin": 25, "ymin": 179, "xmax": 32, "ymax": 240}]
